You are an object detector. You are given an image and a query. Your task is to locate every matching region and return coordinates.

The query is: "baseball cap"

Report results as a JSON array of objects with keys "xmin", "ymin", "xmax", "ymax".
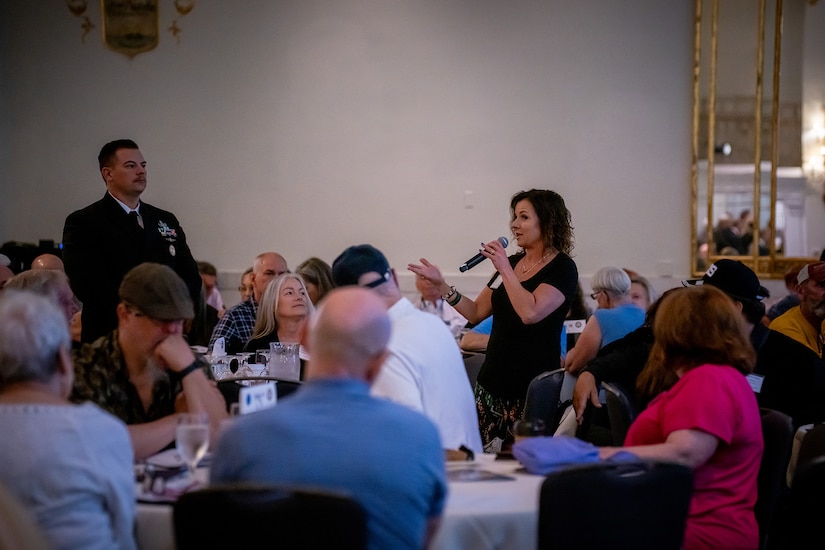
[
  {"xmin": 797, "ymin": 262, "xmax": 825, "ymax": 285},
  {"xmin": 119, "ymin": 262, "xmax": 194, "ymax": 320},
  {"xmin": 332, "ymin": 244, "xmax": 391, "ymax": 288},
  {"xmin": 682, "ymin": 259, "xmax": 769, "ymax": 301}
]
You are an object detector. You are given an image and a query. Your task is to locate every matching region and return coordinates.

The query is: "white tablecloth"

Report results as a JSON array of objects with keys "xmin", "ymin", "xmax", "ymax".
[{"xmin": 135, "ymin": 453, "xmax": 543, "ymax": 550}]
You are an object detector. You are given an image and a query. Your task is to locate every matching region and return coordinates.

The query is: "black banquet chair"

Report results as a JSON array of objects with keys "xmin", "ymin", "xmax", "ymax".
[
  {"xmin": 522, "ymin": 368, "xmax": 567, "ymax": 431},
  {"xmin": 754, "ymin": 407, "xmax": 793, "ymax": 550},
  {"xmin": 777, "ymin": 454, "xmax": 825, "ymax": 549},
  {"xmin": 462, "ymin": 351, "xmax": 485, "ymax": 388},
  {"xmin": 538, "ymin": 460, "xmax": 693, "ymax": 550},
  {"xmin": 601, "ymin": 381, "xmax": 638, "ymax": 446},
  {"xmin": 173, "ymin": 484, "xmax": 368, "ymax": 550}
]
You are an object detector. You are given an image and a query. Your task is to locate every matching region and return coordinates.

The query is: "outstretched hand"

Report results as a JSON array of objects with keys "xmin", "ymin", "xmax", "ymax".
[{"xmin": 408, "ymin": 258, "xmax": 445, "ymax": 287}]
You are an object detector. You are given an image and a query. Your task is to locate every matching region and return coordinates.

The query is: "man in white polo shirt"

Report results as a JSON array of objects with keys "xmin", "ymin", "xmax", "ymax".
[{"xmin": 332, "ymin": 244, "xmax": 483, "ymax": 457}]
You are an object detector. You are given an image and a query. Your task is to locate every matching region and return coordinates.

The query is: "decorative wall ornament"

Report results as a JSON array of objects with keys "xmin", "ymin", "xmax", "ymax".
[
  {"xmin": 169, "ymin": 0, "xmax": 196, "ymax": 44},
  {"xmin": 66, "ymin": 0, "xmax": 95, "ymax": 43},
  {"xmin": 101, "ymin": 0, "xmax": 159, "ymax": 58},
  {"xmin": 64, "ymin": 0, "xmax": 196, "ymax": 58}
]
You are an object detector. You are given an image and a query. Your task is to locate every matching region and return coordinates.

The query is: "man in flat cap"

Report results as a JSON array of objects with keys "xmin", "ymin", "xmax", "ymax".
[{"xmin": 71, "ymin": 262, "xmax": 227, "ymax": 460}]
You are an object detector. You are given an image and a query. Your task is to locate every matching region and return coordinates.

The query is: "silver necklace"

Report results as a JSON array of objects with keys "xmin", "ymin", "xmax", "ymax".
[{"xmin": 521, "ymin": 251, "xmax": 552, "ymax": 274}]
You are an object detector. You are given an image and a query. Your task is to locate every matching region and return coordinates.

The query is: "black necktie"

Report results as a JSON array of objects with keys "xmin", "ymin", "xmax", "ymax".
[{"xmin": 128, "ymin": 211, "xmax": 143, "ymax": 230}]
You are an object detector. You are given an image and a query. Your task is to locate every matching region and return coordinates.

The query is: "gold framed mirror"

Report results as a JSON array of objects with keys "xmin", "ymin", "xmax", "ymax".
[{"xmin": 690, "ymin": 0, "xmax": 821, "ymax": 278}]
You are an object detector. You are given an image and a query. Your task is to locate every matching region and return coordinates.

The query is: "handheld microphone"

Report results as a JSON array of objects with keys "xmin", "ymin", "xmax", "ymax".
[{"xmin": 459, "ymin": 237, "xmax": 509, "ymax": 272}]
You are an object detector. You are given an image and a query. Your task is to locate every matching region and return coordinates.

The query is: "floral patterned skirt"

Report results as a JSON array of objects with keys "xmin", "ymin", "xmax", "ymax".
[{"xmin": 474, "ymin": 383, "xmax": 524, "ymax": 454}]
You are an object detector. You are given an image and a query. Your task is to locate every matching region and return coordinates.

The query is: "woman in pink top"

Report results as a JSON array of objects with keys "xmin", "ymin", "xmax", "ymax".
[{"xmin": 600, "ymin": 285, "xmax": 763, "ymax": 550}]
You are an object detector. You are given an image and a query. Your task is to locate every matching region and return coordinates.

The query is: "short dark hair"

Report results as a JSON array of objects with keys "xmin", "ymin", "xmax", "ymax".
[
  {"xmin": 197, "ymin": 261, "xmax": 217, "ymax": 276},
  {"xmin": 98, "ymin": 139, "xmax": 139, "ymax": 170}
]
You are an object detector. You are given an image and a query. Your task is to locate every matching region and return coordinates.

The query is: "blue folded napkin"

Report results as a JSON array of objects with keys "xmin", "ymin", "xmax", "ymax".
[
  {"xmin": 512, "ymin": 436, "xmax": 640, "ymax": 475},
  {"xmin": 512, "ymin": 436, "xmax": 600, "ymax": 475}
]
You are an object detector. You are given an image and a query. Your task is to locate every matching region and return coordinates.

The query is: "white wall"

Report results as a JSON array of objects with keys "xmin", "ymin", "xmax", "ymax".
[{"xmin": 1, "ymin": 1, "xmax": 707, "ymax": 301}]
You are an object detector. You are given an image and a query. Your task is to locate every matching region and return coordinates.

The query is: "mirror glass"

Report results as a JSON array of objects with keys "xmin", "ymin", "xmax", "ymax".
[{"xmin": 691, "ymin": 0, "xmax": 817, "ymax": 277}]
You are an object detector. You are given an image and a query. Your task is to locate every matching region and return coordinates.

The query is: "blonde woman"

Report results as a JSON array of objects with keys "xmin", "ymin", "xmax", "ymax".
[
  {"xmin": 296, "ymin": 257, "xmax": 335, "ymax": 305},
  {"xmin": 244, "ymin": 273, "xmax": 314, "ymax": 355}
]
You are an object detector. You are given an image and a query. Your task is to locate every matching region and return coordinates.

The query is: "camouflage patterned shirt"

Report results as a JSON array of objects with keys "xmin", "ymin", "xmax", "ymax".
[{"xmin": 70, "ymin": 330, "xmax": 179, "ymax": 424}]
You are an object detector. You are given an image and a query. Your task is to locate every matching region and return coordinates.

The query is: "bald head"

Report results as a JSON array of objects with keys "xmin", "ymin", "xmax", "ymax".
[
  {"xmin": 31, "ymin": 254, "xmax": 65, "ymax": 272},
  {"xmin": 306, "ymin": 287, "xmax": 391, "ymax": 381}
]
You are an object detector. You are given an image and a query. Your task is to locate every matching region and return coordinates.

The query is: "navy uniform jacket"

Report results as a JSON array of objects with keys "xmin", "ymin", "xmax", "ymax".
[{"xmin": 62, "ymin": 192, "xmax": 202, "ymax": 343}]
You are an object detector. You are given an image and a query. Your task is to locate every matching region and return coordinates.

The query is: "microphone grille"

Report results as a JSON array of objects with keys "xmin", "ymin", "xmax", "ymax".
[{"xmin": 498, "ymin": 237, "xmax": 509, "ymax": 248}]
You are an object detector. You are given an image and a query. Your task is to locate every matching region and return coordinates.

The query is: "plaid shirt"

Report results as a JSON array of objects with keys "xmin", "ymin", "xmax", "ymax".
[
  {"xmin": 70, "ymin": 330, "xmax": 178, "ymax": 424},
  {"xmin": 208, "ymin": 297, "xmax": 258, "ymax": 354}
]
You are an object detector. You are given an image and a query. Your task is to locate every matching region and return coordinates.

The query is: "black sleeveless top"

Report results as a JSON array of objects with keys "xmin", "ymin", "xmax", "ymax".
[{"xmin": 477, "ymin": 252, "xmax": 578, "ymax": 401}]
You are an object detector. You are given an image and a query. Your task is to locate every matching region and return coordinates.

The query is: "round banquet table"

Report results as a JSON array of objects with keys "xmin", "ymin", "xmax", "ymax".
[{"xmin": 135, "ymin": 452, "xmax": 544, "ymax": 550}]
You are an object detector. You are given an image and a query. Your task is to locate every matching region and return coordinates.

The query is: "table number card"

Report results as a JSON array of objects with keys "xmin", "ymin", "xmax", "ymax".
[{"xmin": 239, "ymin": 382, "xmax": 277, "ymax": 414}]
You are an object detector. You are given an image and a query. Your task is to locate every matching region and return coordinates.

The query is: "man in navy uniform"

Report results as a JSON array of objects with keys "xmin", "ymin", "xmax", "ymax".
[{"xmin": 62, "ymin": 139, "xmax": 202, "ymax": 343}]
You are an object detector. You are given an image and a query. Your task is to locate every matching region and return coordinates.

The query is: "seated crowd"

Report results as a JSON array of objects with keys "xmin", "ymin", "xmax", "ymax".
[{"xmin": 1, "ymin": 238, "xmax": 824, "ymax": 549}]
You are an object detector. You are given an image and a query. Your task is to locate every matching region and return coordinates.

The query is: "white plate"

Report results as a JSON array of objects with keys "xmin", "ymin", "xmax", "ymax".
[
  {"xmin": 144, "ymin": 448, "xmax": 211, "ymax": 469},
  {"xmin": 145, "ymin": 448, "xmax": 186, "ymax": 468}
]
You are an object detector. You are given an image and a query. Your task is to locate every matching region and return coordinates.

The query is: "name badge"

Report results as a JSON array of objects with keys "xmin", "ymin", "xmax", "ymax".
[{"xmin": 746, "ymin": 373, "xmax": 765, "ymax": 394}]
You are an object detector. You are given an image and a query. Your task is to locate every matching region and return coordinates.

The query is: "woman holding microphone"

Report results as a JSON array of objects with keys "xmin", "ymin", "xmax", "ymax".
[{"xmin": 409, "ymin": 189, "xmax": 578, "ymax": 453}]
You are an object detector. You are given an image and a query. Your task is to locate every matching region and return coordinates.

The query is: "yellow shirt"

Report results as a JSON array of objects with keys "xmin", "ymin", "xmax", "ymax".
[{"xmin": 769, "ymin": 306, "xmax": 824, "ymax": 358}]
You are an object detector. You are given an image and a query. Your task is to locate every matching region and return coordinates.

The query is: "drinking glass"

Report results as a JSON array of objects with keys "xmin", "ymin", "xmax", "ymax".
[
  {"xmin": 237, "ymin": 352, "xmax": 254, "ymax": 376},
  {"xmin": 210, "ymin": 357, "xmax": 230, "ymax": 380},
  {"xmin": 255, "ymin": 350, "xmax": 270, "ymax": 374},
  {"xmin": 176, "ymin": 413, "xmax": 210, "ymax": 481}
]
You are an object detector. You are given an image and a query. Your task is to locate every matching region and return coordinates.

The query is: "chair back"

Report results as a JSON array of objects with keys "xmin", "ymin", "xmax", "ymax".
[
  {"xmin": 462, "ymin": 351, "xmax": 485, "ymax": 388},
  {"xmin": 538, "ymin": 460, "xmax": 692, "ymax": 550},
  {"xmin": 788, "ymin": 422, "xmax": 825, "ymax": 485},
  {"xmin": 523, "ymin": 368, "xmax": 567, "ymax": 430},
  {"xmin": 755, "ymin": 407, "xmax": 794, "ymax": 550},
  {"xmin": 173, "ymin": 484, "xmax": 368, "ymax": 550},
  {"xmin": 780, "ymin": 455, "xmax": 825, "ymax": 548},
  {"xmin": 601, "ymin": 381, "xmax": 638, "ymax": 446}
]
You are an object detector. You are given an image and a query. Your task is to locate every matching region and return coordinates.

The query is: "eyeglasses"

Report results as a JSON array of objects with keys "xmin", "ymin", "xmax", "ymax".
[
  {"xmin": 590, "ymin": 290, "xmax": 604, "ymax": 300},
  {"xmin": 126, "ymin": 305, "xmax": 184, "ymax": 328}
]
